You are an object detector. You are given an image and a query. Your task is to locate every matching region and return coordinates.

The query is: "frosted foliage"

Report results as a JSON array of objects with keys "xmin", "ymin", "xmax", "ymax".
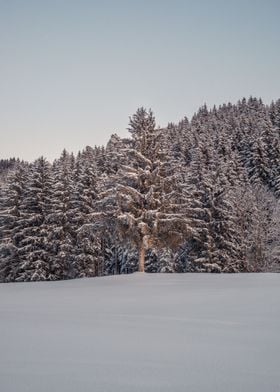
[
  {"xmin": 0, "ymin": 98, "xmax": 280, "ymax": 281},
  {"xmin": 112, "ymin": 108, "xmax": 195, "ymax": 272}
]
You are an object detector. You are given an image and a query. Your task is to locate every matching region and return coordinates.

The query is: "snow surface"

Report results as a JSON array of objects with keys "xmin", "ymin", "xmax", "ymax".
[{"xmin": 0, "ymin": 273, "xmax": 280, "ymax": 392}]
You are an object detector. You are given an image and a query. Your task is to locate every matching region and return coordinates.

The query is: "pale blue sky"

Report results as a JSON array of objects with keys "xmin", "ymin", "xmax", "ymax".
[{"xmin": 1, "ymin": 0, "xmax": 279, "ymax": 161}]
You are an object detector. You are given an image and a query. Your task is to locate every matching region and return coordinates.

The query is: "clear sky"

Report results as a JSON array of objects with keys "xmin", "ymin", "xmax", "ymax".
[{"xmin": 1, "ymin": 0, "xmax": 280, "ymax": 161}]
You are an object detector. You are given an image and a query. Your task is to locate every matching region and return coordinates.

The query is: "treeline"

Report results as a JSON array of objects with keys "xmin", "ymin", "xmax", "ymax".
[{"xmin": 0, "ymin": 97, "xmax": 280, "ymax": 282}]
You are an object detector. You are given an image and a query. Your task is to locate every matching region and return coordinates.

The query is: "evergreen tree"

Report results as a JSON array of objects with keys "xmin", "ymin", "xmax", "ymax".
[
  {"xmin": 71, "ymin": 149, "xmax": 103, "ymax": 277},
  {"xmin": 0, "ymin": 165, "xmax": 28, "ymax": 281},
  {"xmin": 114, "ymin": 108, "xmax": 195, "ymax": 272},
  {"xmin": 15, "ymin": 158, "xmax": 53, "ymax": 281},
  {"xmin": 47, "ymin": 150, "xmax": 75, "ymax": 280}
]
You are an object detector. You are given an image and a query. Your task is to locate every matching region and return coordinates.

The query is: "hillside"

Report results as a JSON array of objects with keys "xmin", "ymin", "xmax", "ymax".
[
  {"xmin": 0, "ymin": 273, "xmax": 279, "ymax": 392},
  {"xmin": 1, "ymin": 98, "xmax": 280, "ymax": 281}
]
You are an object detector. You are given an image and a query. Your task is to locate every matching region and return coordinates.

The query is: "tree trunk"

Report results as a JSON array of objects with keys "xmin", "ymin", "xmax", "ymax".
[
  {"xmin": 139, "ymin": 241, "xmax": 145, "ymax": 272},
  {"xmin": 114, "ymin": 247, "xmax": 118, "ymax": 275}
]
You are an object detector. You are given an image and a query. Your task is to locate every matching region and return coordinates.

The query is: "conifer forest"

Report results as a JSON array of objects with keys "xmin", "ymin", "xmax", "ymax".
[{"xmin": 1, "ymin": 97, "xmax": 280, "ymax": 282}]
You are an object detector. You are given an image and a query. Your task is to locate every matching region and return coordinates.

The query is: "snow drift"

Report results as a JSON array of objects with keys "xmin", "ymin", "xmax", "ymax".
[{"xmin": 0, "ymin": 273, "xmax": 279, "ymax": 392}]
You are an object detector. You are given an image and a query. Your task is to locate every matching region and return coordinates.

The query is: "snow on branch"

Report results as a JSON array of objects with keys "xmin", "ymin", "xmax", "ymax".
[{"xmin": 125, "ymin": 149, "xmax": 152, "ymax": 167}]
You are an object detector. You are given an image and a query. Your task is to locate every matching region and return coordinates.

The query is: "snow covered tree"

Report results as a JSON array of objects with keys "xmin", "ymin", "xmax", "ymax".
[
  {"xmin": 47, "ymin": 150, "xmax": 76, "ymax": 280},
  {"xmin": 71, "ymin": 149, "xmax": 103, "ymax": 277},
  {"xmin": 113, "ymin": 108, "xmax": 195, "ymax": 272},
  {"xmin": 183, "ymin": 139, "xmax": 248, "ymax": 272},
  {"xmin": 270, "ymin": 99, "xmax": 280, "ymax": 131},
  {"xmin": 15, "ymin": 157, "xmax": 53, "ymax": 281},
  {"xmin": 245, "ymin": 185, "xmax": 275, "ymax": 271},
  {"xmin": 0, "ymin": 164, "xmax": 28, "ymax": 282},
  {"xmin": 266, "ymin": 200, "xmax": 280, "ymax": 271}
]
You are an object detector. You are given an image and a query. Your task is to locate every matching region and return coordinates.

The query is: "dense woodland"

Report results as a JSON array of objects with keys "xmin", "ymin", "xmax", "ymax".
[{"xmin": 0, "ymin": 97, "xmax": 280, "ymax": 282}]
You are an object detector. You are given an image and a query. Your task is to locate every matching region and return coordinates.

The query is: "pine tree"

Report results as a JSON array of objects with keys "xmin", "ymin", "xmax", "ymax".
[
  {"xmin": 113, "ymin": 108, "xmax": 195, "ymax": 272},
  {"xmin": 266, "ymin": 200, "xmax": 280, "ymax": 271},
  {"xmin": 47, "ymin": 150, "xmax": 75, "ymax": 280},
  {"xmin": 71, "ymin": 149, "xmax": 103, "ymax": 277},
  {"xmin": 15, "ymin": 158, "xmax": 53, "ymax": 281},
  {"xmin": 184, "ymin": 141, "xmax": 247, "ymax": 272},
  {"xmin": 0, "ymin": 164, "xmax": 28, "ymax": 281}
]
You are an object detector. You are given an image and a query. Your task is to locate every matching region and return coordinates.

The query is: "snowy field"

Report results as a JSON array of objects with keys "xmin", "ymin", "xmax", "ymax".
[{"xmin": 0, "ymin": 273, "xmax": 280, "ymax": 392}]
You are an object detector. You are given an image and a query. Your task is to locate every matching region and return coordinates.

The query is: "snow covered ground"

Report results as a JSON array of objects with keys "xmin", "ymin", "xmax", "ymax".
[{"xmin": 0, "ymin": 273, "xmax": 280, "ymax": 392}]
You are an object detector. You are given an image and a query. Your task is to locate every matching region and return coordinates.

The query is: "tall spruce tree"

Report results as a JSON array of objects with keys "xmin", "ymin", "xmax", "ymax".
[
  {"xmin": 15, "ymin": 158, "xmax": 53, "ymax": 281},
  {"xmin": 0, "ymin": 164, "xmax": 28, "ymax": 281},
  {"xmin": 47, "ymin": 150, "xmax": 75, "ymax": 280},
  {"xmin": 113, "ymin": 108, "xmax": 195, "ymax": 272}
]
